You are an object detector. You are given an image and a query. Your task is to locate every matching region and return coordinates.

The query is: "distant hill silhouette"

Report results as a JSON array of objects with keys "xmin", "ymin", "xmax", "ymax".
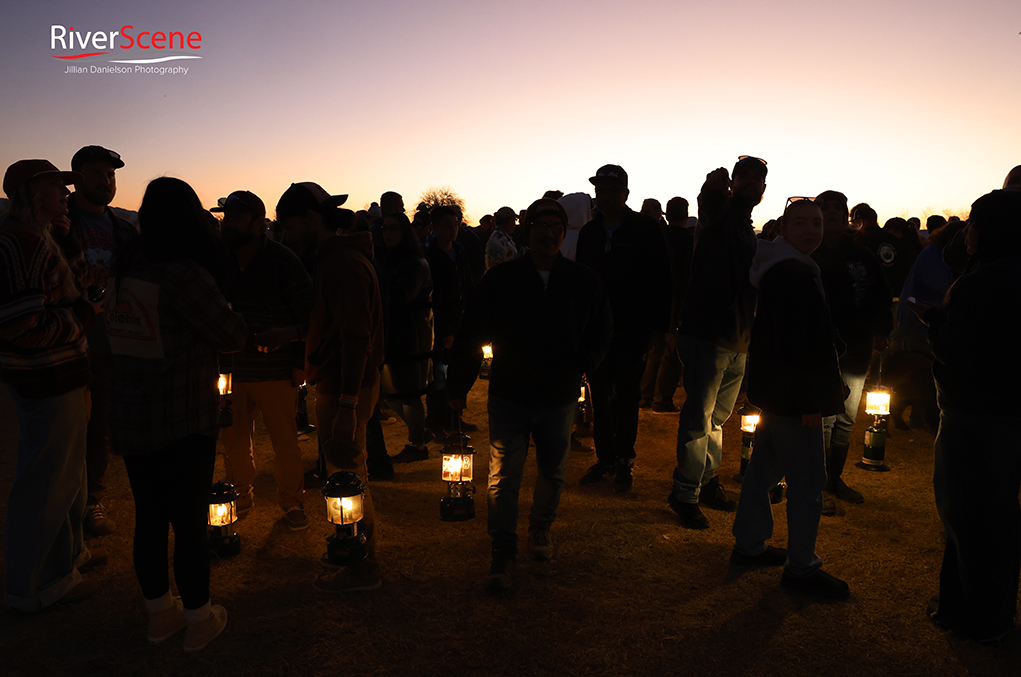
[{"xmin": 0, "ymin": 197, "xmax": 138, "ymax": 227}]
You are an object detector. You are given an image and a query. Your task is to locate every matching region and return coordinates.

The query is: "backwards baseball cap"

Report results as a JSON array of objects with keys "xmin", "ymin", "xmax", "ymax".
[
  {"xmin": 71, "ymin": 145, "xmax": 124, "ymax": 171},
  {"xmin": 275, "ymin": 182, "xmax": 348, "ymax": 222},
  {"xmin": 732, "ymin": 155, "xmax": 768, "ymax": 179},
  {"xmin": 589, "ymin": 164, "xmax": 628, "ymax": 188},
  {"xmin": 524, "ymin": 198, "xmax": 569, "ymax": 228},
  {"xmin": 210, "ymin": 190, "xmax": 266, "ymax": 220},
  {"xmin": 3, "ymin": 159, "xmax": 82, "ymax": 198}
]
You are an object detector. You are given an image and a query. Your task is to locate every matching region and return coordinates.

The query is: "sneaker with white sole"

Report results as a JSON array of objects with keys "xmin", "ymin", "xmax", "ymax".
[
  {"xmin": 148, "ymin": 598, "xmax": 187, "ymax": 644},
  {"xmin": 84, "ymin": 502, "xmax": 116, "ymax": 537},
  {"xmin": 528, "ymin": 527, "xmax": 555, "ymax": 562},
  {"xmin": 183, "ymin": 605, "xmax": 228, "ymax": 652}
]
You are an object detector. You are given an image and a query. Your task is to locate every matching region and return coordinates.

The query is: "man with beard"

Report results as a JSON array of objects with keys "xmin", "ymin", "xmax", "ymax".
[
  {"xmin": 67, "ymin": 145, "xmax": 137, "ymax": 537},
  {"xmin": 276, "ymin": 182, "xmax": 385, "ymax": 592},
  {"xmin": 668, "ymin": 156, "xmax": 767, "ymax": 529},
  {"xmin": 214, "ymin": 191, "xmax": 313, "ymax": 529}
]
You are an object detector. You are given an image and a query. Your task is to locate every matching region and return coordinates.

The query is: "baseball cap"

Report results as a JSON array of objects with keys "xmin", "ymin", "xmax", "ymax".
[
  {"xmin": 3, "ymin": 159, "xmax": 82, "ymax": 198},
  {"xmin": 71, "ymin": 145, "xmax": 124, "ymax": 171},
  {"xmin": 524, "ymin": 198, "xmax": 568, "ymax": 227},
  {"xmin": 210, "ymin": 190, "xmax": 267, "ymax": 221},
  {"xmin": 588, "ymin": 164, "xmax": 628, "ymax": 188},
  {"xmin": 275, "ymin": 182, "xmax": 348, "ymax": 222}
]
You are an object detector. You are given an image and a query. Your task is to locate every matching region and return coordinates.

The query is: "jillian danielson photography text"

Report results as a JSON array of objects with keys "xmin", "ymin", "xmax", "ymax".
[{"xmin": 63, "ymin": 64, "xmax": 190, "ymax": 76}]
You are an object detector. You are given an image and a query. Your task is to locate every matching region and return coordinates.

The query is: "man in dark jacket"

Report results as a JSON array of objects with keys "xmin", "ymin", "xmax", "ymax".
[
  {"xmin": 67, "ymin": 145, "xmax": 137, "ymax": 538},
  {"xmin": 812, "ymin": 191, "xmax": 892, "ymax": 511},
  {"xmin": 276, "ymin": 182, "xmax": 385, "ymax": 593},
  {"xmin": 575, "ymin": 165, "xmax": 672, "ymax": 493},
  {"xmin": 669, "ymin": 157, "xmax": 765, "ymax": 529},
  {"xmin": 731, "ymin": 198, "xmax": 850, "ymax": 600},
  {"xmin": 447, "ymin": 199, "xmax": 612, "ymax": 590},
  {"xmin": 216, "ymin": 190, "xmax": 313, "ymax": 529},
  {"xmin": 425, "ymin": 205, "xmax": 476, "ymax": 435}
]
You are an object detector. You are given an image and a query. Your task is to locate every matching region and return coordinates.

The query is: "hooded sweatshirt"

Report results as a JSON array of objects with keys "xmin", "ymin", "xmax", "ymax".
[
  {"xmin": 305, "ymin": 231, "xmax": 384, "ymax": 395},
  {"xmin": 746, "ymin": 237, "xmax": 846, "ymax": 417},
  {"xmin": 557, "ymin": 192, "xmax": 592, "ymax": 262}
]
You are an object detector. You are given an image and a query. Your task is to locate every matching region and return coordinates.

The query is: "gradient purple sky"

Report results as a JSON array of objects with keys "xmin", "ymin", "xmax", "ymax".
[{"xmin": 2, "ymin": 0, "xmax": 1019, "ymax": 226}]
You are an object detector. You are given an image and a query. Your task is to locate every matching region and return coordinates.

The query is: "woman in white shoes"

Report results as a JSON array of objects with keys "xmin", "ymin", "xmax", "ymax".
[{"xmin": 106, "ymin": 178, "xmax": 247, "ymax": 649}]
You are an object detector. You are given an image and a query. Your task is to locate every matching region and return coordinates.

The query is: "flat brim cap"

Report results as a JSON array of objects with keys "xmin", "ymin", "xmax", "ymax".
[
  {"xmin": 588, "ymin": 164, "xmax": 628, "ymax": 188},
  {"xmin": 4, "ymin": 159, "xmax": 82, "ymax": 198}
]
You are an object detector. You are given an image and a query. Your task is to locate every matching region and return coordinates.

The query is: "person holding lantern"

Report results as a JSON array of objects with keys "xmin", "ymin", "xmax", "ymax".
[
  {"xmin": 106, "ymin": 177, "xmax": 248, "ymax": 649},
  {"xmin": 274, "ymin": 182, "xmax": 385, "ymax": 594},
  {"xmin": 731, "ymin": 197, "xmax": 850, "ymax": 600},
  {"xmin": 447, "ymin": 198, "xmax": 613, "ymax": 589}
]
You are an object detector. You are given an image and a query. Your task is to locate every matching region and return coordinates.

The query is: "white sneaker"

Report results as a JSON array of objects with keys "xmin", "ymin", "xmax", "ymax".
[
  {"xmin": 183, "ymin": 605, "xmax": 228, "ymax": 652},
  {"xmin": 148, "ymin": 597, "xmax": 187, "ymax": 643}
]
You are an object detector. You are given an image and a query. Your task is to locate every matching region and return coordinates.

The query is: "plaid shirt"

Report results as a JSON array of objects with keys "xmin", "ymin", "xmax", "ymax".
[
  {"xmin": 106, "ymin": 257, "xmax": 247, "ymax": 454},
  {"xmin": 0, "ymin": 220, "xmax": 94, "ymax": 398}
]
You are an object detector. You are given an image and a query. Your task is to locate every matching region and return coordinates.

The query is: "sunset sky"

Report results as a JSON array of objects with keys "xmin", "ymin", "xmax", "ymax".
[{"xmin": 2, "ymin": 0, "xmax": 1019, "ymax": 227}]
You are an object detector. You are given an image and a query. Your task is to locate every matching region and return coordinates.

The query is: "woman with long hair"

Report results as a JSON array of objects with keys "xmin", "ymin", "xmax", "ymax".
[
  {"xmin": 379, "ymin": 212, "xmax": 435, "ymax": 461},
  {"xmin": 1, "ymin": 160, "xmax": 99, "ymax": 611},
  {"xmin": 923, "ymin": 189, "xmax": 1021, "ymax": 643},
  {"xmin": 106, "ymin": 177, "xmax": 246, "ymax": 650}
]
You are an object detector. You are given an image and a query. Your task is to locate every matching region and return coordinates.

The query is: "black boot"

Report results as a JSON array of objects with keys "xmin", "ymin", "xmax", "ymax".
[{"xmin": 828, "ymin": 442, "xmax": 863, "ymax": 503}]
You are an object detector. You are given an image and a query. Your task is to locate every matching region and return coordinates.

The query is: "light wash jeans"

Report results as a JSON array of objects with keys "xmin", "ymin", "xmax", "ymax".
[
  {"xmin": 822, "ymin": 369, "xmax": 867, "ymax": 449},
  {"xmin": 487, "ymin": 395, "xmax": 577, "ymax": 556},
  {"xmin": 732, "ymin": 412, "xmax": 827, "ymax": 576},
  {"xmin": 4, "ymin": 386, "xmax": 88, "ymax": 611},
  {"xmin": 672, "ymin": 335, "xmax": 746, "ymax": 502}
]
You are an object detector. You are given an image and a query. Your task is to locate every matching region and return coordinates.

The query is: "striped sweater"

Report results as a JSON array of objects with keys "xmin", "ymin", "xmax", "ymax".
[{"xmin": 0, "ymin": 220, "xmax": 94, "ymax": 398}]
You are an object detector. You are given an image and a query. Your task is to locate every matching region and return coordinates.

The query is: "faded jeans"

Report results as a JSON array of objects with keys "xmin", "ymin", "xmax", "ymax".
[
  {"xmin": 487, "ymin": 395, "xmax": 577, "ymax": 556},
  {"xmin": 823, "ymin": 370, "xmax": 867, "ymax": 450},
  {"xmin": 4, "ymin": 386, "xmax": 88, "ymax": 611},
  {"xmin": 672, "ymin": 335, "xmax": 746, "ymax": 502},
  {"xmin": 732, "ymin": 412, "xmax": 827, "ymax": 576}
]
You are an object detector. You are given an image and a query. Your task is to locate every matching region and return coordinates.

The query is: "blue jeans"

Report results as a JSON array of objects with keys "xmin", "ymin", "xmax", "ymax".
[
  {"xmin": 4, "ymin": 386, "xmax": 88, "ymax": 611},
  {"xmin": 823, "ymin": 369, "xmax": 867, "ymax": 449},
  {"xmin": 732, "ymin": 412, "xmax": 827, "ymax": 576},
  {"xmin": 487, "ymin": 396, "xmax": 577, "ymax": 556},
  {"xmin": 672, "ymin": 335, "xmax": 746, "ymax": 502}
]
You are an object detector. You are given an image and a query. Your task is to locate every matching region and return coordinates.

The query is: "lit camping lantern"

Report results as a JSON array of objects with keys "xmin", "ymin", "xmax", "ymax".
[
  {"xmin": 864, "ymin": 387, "xmax": 891, "ymax": 417},
  {"xmin": 322, "ymin": 471, "xmax": 368, "ymax": 566},
  {"xmin": 217, "ymin": 373, "xmax": 232, "ymax": 397},
  {"xmin": 440, "ymin": 433, "xmax": 476, "ymax": 522},
  {"xmin": 208, "ymin": 481, "xmax": 241, "ymax": 558},
  {"xmin": 579, "ymin": 384, "xmax": 586, "ymax": 403},
  {"xmin": 858, "ymin": 386, "xmax": 892, "ymax": 472},
  {"xmin": 735, "ymin": 403, "xmax": 760, "ymax": 481},
  {"xmin": 480, "ymin": 344, "xmax": 494, "ymax": 380}
]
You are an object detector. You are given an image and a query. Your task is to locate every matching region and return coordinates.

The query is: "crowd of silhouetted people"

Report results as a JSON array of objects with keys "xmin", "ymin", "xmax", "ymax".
[{"xmin": 2, "ymin": 148, "xmax": 1019, "ymax": 649}]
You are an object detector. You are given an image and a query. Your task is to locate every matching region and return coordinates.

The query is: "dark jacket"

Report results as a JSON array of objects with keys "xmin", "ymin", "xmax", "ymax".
[
  {"xmin": 927, "ymin": 256, "xmax": 1021, "ymax": 417},
  {"xmin": 447, "ymin": 253, "xmax": 613, "ymax": 408},
  {"xmin": 425, "ymin": 240, "xmax": 474, "ymax": 360},
  {"xmin": 220, "ymin": 237, "xmax": 313, "ymax": 383},
  {"xmin": 678, "ymin": 187, "xmax": 758, "ymax": 353},
  {"xmin": 575, "ymin": 207, "xmax": 671, "ymax": 349},
  {"xmin": 380, "ymin": 248, "xmax": 433, "ymax": 398},
  {"xmin": 305, "ymin": 232, "xmax": 384, "ymax": 394},
  {"xmin": 746, "ymin": 238, "xmax": 846, "ymax": 417},
  {"xmin": 812, "ymin": 231, "xmax": 892, "ymax": 372}
]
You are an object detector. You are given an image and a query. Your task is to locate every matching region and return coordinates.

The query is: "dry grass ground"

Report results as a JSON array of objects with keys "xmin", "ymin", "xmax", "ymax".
[{"xmin": 1, "ymin": 380, "xmax": 1019, "ymax": 677}]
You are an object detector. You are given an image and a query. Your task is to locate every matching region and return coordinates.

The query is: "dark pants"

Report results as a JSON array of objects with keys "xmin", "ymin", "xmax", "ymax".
[
  {"xmin": 639, "ymin": 332, "xmax": 682, "ymax": 407},
  {"xmin": 84, "ymin": 351, "xmax": 112, "ymax": 504},
  {"xmin": 123, "ymin": 435, "xmax": 215, "ymax": 610},
  {"xmin": 934, "ymin": 411, "xmax": 1021, "ymax": 640},
  {"xmin": 587, "ymin": 341, "xmax": 647, "ymax": 466}
]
